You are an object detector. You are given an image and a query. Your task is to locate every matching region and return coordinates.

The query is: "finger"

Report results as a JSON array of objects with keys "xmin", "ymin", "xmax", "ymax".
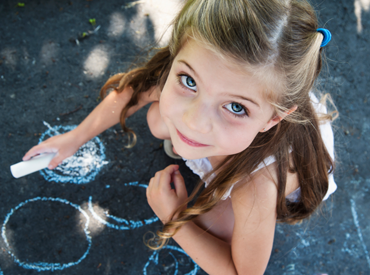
[
  {"xmin": 22, "ymin": 145, "xmax": 43, "ymax": 160},
  {"xmin": 47, "ymin": 153, "xmax": 65, "ymax": 169},
  {"xmin": 158, "ymin": 165, "xmax": 179, "ymax": 190},
  {"xmin": 152, "ymin": 171, "xmax": 163, "ymax": 188},
  {"xmin": 23, "ymin": 145, "xmax": 57, "ymax": 161},
  {"xmin": 148, "ymin": 177, "xmax": 156, "ymax": 192},
  {"xmin": 162, "ymin": 164, "xmax": 179, "ymax": 175},
  {"xmin": 172, "ymin": 170, "xmax": 187, "ymax": 198}
]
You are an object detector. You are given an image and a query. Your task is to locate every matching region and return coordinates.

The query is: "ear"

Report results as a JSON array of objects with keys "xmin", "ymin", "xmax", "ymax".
[{"xmin": 260, "ymin": 105, "xmax": 297, "ymax": 133}]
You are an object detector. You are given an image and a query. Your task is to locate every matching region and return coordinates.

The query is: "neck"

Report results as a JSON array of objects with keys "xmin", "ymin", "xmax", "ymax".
[{"xmin": 207, "ymin": 155, "xmax": 228, "ymax": 169}]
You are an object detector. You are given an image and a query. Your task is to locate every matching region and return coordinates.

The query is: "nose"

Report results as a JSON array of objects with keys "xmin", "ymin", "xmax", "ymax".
[{"xmin": 182, "ymin": 98, "xmax": 213, "ymax": 134}]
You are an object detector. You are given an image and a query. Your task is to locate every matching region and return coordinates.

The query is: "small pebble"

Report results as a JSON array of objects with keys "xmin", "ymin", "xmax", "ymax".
[{"xmin": 328, "ymin": 239, "xmax": 336, "ymax": 244}]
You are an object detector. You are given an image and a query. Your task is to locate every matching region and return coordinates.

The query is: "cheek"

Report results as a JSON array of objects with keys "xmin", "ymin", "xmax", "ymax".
[
  {"xmin": 159, "ymin": 82, "xmax": 180, "ymax": 119},
  {"xmin": 216, "ymin": 128, "xmax": 259, "ymax": 155}
]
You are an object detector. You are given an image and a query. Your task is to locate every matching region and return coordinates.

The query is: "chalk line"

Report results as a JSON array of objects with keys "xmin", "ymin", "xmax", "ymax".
[
  {"xmin": 295, "ymin": 231, "xmax": 310, "ymax": 248},
  {"xmin": 143, "ymin": 245, "xmax": 200, "ymax": 275},
  {"xmin": 350, "ymin": 199, "xmax": 370, "ymax": 269},
  {"xmin": 1, "ymin": 197, "xmax": 91, "ymax": 271},
  {"xmin": 39, "ymin": 123, "xmax": 108, "ymax": 184},
  {"xmin": 88, "ymin": 181, "xmax": 158, "ymax": 230},
  {"xmin": 170, "ymin": 252, "xmax": 179, "ymax": 274},
  {"xmin": 43, "ymin": 121, "xmax": 61, "ymax": 135}
]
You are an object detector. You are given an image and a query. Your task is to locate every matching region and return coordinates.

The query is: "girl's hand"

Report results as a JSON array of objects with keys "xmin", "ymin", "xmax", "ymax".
[
  {"xmin": 22, "ymin": 130, "xmax": 82, "ymax": 169},
  {"xmin": 147, "ymin": 165, "xmax": 188, "ymax": 224}
]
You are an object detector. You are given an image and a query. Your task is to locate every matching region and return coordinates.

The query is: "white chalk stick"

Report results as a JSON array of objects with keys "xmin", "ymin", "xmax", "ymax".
[{"xmin": 10, "ymin": 153, "xmax": 56, "ymax": 178}]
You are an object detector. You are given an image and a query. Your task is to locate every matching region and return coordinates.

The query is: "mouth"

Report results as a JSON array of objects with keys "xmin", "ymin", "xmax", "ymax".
[{"xmin": 176, "ymin": 130, "xmax": 209, "ymax": 147}]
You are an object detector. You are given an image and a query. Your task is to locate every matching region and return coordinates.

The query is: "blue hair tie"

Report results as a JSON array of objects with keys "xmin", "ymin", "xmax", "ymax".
[{"xmin": 317, "ymin": 28, "xmax": 331, "ymax": 47}]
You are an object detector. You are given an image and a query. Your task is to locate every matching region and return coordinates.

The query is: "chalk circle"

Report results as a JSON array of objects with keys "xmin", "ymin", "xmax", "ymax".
[
  {"xmin": 1, "ymin": 197, "xmax": 92, "ymax": 271},
  {"xmin": 88, "ymin": 181, "xmax": 159, "ymax": 230},
  {"xmin": 39, "ymin": 122, "xmax": 108, "ymax": 184},
  {"xmin": 143, "ymin": 245, "xmax": 200, "ymax": 275}
]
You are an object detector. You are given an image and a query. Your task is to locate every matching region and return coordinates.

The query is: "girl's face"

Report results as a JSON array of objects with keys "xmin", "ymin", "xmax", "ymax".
[{"xmin": 160, "ymin": 39, "xmax": 279, "ymax": 160}]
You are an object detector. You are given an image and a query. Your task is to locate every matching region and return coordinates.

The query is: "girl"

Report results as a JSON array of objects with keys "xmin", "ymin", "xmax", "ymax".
[{"xmin": 23, "ymin": 0, "xmax": 337, "ymax": 273}]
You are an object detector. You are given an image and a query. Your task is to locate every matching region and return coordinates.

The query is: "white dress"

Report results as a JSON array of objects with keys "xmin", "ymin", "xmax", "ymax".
[{"xmin": 183, "ymin": 93, "xmax": 337, "ymax": 202}]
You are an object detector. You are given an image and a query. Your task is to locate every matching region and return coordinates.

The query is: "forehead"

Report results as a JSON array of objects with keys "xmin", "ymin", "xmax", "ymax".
[
  {"xmin": 176, "ymin": 37, "xmax": 251, "ymax": 75},
  {"xmin": 174, "ymin": 39, "xmax": 278, "ymax": 103},
  {"xmin": 175, "ymin": 35, "xmax": 286, "ymax": 106}
]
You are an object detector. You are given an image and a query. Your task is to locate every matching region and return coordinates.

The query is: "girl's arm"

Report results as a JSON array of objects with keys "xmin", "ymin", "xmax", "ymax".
[
  {"xmin": 175, "ymin": 172, "xmax": 277, "ymax": 274},
  {"xmin": 228, "ymin": 169, "xmax": 278, "ymax": 274},
  {"xmin": 68, "ymin": 85, "xmax": 159, "ymax": 145},
  {"xmin": 147, "ymin": 164, "xmax": 279, "ymax": 275},
  {"xmin": 23, "ymin": 85, "xmax": 160, "ymax": 168}
]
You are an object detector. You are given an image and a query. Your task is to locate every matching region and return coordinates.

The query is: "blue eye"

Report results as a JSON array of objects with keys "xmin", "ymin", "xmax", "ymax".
[
  {"xmin": 224, "ymin": 103, "xmax": 247, "ymax": 117},
  {"xmin": 180, "ymin": 75, "xmax": 197, "ymax": 91}
]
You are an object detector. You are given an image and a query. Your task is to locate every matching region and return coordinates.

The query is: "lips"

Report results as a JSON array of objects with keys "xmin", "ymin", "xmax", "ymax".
[{"xmin": 176, "ymin": 130, "xmax": 209, "ymax": 147}]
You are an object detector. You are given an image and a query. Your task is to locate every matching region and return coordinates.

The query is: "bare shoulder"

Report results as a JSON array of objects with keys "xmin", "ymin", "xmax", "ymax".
[
  {"xmin": 125, "ymin": 85, "xmax": 160, "ymax": 118},
  {"xmin": 233, "ymin": 154, "xmax": 299, "ymax": 198},
  {"xmin": 231, "ymin": 164, "xmax": 279, "ymax": 226},
  {"xmin": 145, "ymin": 86, "xmax": 170, "ymax": 140},
  {"xmin": 139, "ymin": 85, "xmax": 161, "ymax": 103},
  {"xmin": 231, "ymin": 152, "xmax": 300, "ymax": 199}
]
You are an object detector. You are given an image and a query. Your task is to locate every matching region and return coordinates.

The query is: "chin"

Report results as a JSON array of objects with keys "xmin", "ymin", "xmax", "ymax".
[{"xmin": 174, "ymin": 147, "xmax": 207, "ymax": 160}]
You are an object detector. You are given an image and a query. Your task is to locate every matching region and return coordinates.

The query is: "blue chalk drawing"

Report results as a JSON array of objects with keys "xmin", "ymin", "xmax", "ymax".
[
  {"xmin": 1, "ymin": 197, "xmax": 92, "ymax": 271},
  {"xmin": 88, "ymin": 181, "xmax": 159, "ymax": 230},
  {"xmin": 143, "ymin": 245, "xmax": 200, "ymax": 275},
  {"xmin": 350, "ymin": 199, "xmax": 370, "ymax": 270},
  {"xmin": 39, "ymin": 122, "xmax": 108, "ymax": 184},
  {"xmin": 0, "ymin": 266, "xmax": 2, "ymax": 275}
]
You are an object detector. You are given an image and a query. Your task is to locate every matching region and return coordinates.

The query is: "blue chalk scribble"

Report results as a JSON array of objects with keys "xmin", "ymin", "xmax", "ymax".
[
  {"xmin": 143, "ymin": 245, "xmax": 200, "ymax": 275},
  {"xmin": 1, "ymin": 197, "xmax": 92, "ymax": 271},
  {"xmin": 39, "ymin": 122, "xmax": 108, "ymax": 184},
  {"xmin": 88, "ymin": 181, "xmax": 159, "ymax": 230}
]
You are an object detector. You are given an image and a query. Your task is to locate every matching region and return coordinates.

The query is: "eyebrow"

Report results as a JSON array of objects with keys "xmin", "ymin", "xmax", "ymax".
[
  {"xmin": 228, "ymin": 94, "xmax": 260, "ymax": 108},
  {"xmin": 178, "ymin": 59, "xmax": 260, "ymax": 108},
  {"xmin": 178, "ymin": 60, "xmax": 199, "ymax": 79}
]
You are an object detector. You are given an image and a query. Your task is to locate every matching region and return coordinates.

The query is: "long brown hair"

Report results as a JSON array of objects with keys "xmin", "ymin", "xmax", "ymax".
[{"xmin": 100, "ymin": 0, "xmax": 335, "ymax": 249}]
